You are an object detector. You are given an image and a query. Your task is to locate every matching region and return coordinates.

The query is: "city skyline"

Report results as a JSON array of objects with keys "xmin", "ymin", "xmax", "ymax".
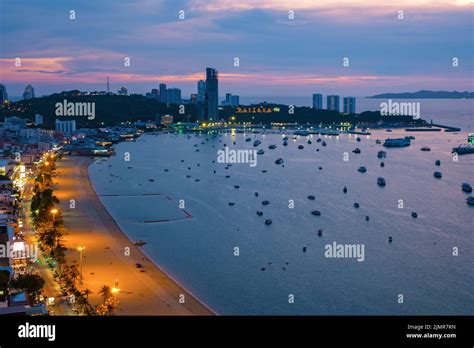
[{"xmin": 1, "ymin": 0, "xmax": 472, "ymax": 97}]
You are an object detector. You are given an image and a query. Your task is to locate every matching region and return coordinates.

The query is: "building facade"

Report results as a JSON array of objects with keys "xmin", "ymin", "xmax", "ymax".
[
  {"xmin": 22, "ymin": 85, "xmax": 35, "ymax": 100},
  {"xmin": 166, "ymin": 88, "xmax": 182, "ymax": 104},
  {"xmin": 206, "ymin": 68, "xmax": 219, "ymax": 121},
  {"xmin": 312, "ymin": 94, "xmax": 323, "ymax": 109},
  {"xmin": 159, "ymin": 83, "xmax": 167, "ymax": 104},
  {"xmin": 343, "ymin": 97, "xmax": 356, "ymax": 114},
  {"xmin": 197, "ymin": 80, "xmax": 206, "ymax": 102},
  {"xmin": 55, "ymin": 119, "xmax": 76, "ymax": 134},
  {"xmin": 327, "ymin": 95, "xmax": 340, "ymax": 112}
]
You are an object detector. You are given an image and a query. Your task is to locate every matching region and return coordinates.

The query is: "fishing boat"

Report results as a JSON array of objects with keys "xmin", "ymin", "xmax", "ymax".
[
  {"xmin": 377, "ymin": 177, "xmax": 386, "ymax": 186},
  {"xmin": 462, "ymin": 183, "xmax": 472, "ymax": 193},
  {"xmin": 383, "ymin": 138, "xmax": 411, "ymax": 147},
  {"xmin": 253, "ymin": 140, "xmax": 261, "ymax": 147},
  {"xmin": 452, "ymin": 146, "xmax": 474, "ymax": 155}
]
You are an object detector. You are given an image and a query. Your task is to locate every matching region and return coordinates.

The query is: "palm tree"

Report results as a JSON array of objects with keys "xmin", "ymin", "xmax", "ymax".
[{"xmin": 98, "ymin": 285, "xmax": 111, "ymax": 304}]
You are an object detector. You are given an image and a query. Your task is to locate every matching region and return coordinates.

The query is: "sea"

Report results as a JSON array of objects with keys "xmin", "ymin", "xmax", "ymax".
[{"xmin": 88, "ymin": 106, "xmax": 474, "ymax": 314}]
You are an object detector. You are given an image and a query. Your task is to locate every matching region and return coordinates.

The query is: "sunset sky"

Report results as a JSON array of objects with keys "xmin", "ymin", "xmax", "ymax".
[{"xmin": 0, "ymin": 0, "xmax": 472, "ymax": 98}]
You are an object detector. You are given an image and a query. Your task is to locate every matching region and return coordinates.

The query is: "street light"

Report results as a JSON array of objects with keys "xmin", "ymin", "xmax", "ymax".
[
  {"xmin": 77, "ymin": 246, "xmax": 85, "ymax": 285},
  {"xmin": 111, "ymin": 286, "xmax": 120, "ymax": 315},
  {"xmin": 50, "ymin": 208, "xmax": 58, "ymax": 222}
]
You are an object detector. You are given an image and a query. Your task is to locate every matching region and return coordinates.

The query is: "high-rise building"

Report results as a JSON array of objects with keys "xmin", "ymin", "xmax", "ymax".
[
  {"xmin": 159, "ymin": 83, "xmax": 167, "ymax": 103},
  {"xmin": 190, "ymin": 94, "xmax": 198, "ymax": 104},
  {"xmin": 343, "ymin": 97, "xmax": 356, "ymax": 114},
  {"xmin": 327, "ymin": 95, "xmax": 340, "ymax": 112},
  {"xmin": 0, "ymin": 84, "xmax": 7, "ymax": 103},
  {"xmin": 312, "ymin": 94, "xmax": 323, "ymax": 109},
  {"xmin": 166, "ymin": 88, "xmax": 182, "ymax": 104},
  {"xmin": 206, "ymin": 68, "xmax": 218, "ymax": 120},
  {"xmin": 197, "ymin": 80, "xmax": 206, "ymax": 102},
  {"xmin": 55, "ymin": 119, "xmax": 76, "ymax": 134},
  {"xmin": 22, "ymin": 85, "xmax": 35, "ymax": 100},
  {"xmin": 117, "ymin": 86, "xmax": 128, "ymax": 95},
  {"xmin": 151, "ymin": 88, "xmax": 159, "ymax": 99},
  {"xmin": 222, "ymin": 93, "xmax": 240, "ymax": 106}
]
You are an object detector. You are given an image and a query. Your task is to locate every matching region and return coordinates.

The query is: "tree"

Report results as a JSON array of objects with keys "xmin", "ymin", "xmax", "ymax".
[
  {"xmin": 98, "ymin": 285, "xmax": 111, "ymax": 304},
  {"xmin": 9, "ymin": 274, "xmax": 45, "ymax": 294}
]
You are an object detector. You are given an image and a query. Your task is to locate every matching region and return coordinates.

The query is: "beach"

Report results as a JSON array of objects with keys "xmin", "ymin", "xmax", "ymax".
[{"xmin": 54, "ymin": 156, "xmax": 214, "ymax": 315}]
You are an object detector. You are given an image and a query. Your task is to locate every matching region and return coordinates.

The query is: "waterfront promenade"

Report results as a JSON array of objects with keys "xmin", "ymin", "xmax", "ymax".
[{"xmin": 53, "ymin": 156, "xmax": 213, "ymax": 315}]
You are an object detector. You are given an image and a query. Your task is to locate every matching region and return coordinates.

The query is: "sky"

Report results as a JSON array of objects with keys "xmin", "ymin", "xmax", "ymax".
[{"xmin": 0, "ymin": 0, "xmax": 473, "ymax": 98}]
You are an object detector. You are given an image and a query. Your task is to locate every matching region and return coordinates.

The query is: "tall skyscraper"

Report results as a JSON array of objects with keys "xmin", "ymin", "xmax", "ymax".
[
  {"xmin": 159, "ymin": 83, "xmax": 167, "ymax": 103},
  {"xmin": 312, "ymin": 93, "xmax": 323, "ymax": 109},
  {"xmin": 166, "ymin": 88, "xmax": 182, "ymax": 104},
  {"xmin": 343, "ymin": 97, "xmax": 356, "ymax": 114},
  {"xmin": 222, "ymin": 93, "xmax": 239, "ymax": 106},
  {"xmin": 197, "ymin": 80, "xmax": 206, "ymax": 102},
  {"xmin": 327, "ymin": 95, "xmax": 340, "ymax": 112},
  {"xmin": 0, "ymin": 84, "xmax": 7, "ymax": 103},
  {"xmin": 151, "ymin": 88, "xmax": 159, "ymax": 99},
  {"xmin": 22, "ymin": 84, "xmax": 35, "ymax": 99},
  {"xmin": 205, "ymin": 68, "xmax": 218, "ymax": 121}
]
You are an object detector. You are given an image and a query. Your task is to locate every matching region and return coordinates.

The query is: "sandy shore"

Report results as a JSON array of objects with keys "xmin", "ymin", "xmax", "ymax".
[{"xmin": 54, "ymin": 155, "xmax": 214, "ymax": 315}]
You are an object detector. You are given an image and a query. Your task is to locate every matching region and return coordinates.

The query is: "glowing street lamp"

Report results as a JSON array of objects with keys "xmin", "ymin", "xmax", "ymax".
[
  {"xmin": 50, "ymin": 208, "xmax": 58, "ymax": 222},
  {"xmin": 77, "ymin": 246, "xmax": 85, "ymax": 285},
  {"xmin": 111, "ymin": 286, "xmax": 120, "ymax": 315}
]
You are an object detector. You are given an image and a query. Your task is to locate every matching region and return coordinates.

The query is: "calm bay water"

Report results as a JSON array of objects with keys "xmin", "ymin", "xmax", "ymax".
[{"xmin": 89, "ymin": 129, "xmax": 473, "ymax": 315}]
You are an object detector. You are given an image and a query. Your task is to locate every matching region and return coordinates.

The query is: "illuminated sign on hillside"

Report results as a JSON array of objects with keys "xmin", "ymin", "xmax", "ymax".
[{"xmin": 236, "ymin": 106, "xmax": 276, "ymax": 114}]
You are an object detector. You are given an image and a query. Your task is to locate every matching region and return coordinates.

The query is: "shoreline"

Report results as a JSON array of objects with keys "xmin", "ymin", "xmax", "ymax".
[
  {"xmin": 86, "ymin": 159, "xmax": 218, "ymax": 315},
  {"xmin": 55, "ymin": 155, "xmax": 215, "ymax": 315}
]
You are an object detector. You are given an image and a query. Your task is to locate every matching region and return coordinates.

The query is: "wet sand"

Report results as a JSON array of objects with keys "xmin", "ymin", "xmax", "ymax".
[{"xmin": 54, "ymin": 155, "xmax": 214, "ymax": 315}]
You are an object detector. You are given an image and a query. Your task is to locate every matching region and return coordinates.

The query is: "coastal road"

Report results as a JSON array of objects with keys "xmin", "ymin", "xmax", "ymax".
[
  {"xmin": 21, "ymin": 181, "xmax": 75, "ymax": 315},
  {"xmin": 53, "ymin": 156, "xmax": 213, "ymax": 315}
]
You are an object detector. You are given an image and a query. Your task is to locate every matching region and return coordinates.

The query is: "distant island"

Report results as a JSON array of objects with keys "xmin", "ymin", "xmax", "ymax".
[{"xmin": 368, "ymin": 90, "xmax": 473, "ymax": 99}]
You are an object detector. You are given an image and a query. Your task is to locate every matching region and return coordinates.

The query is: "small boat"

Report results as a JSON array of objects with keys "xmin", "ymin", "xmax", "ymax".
[
  {"xmin": 467, "ymin": 197, "xmax": 474, "ymax": 206},
  {"xmin": 354, "ymin": 202, "xmax": 360, "ymax": 208},
  {"xmin": 377, "ymin": 177, "xmax": 386, "ymax": 186},
  {"xmin": 462, "ymin": 183, "xmax": 472, "ymax": 193},
  {"xmin": 321, "ymin": 141, "xmax": 327, "ymax": 147},
  {"xmin": 383, "ymin": 138, "xmax": 410, "ymax": 147},
  {"xmin": 283, "ymin": 141, "xmax": 288, "ymax": 146},
  {"xmin": 282, "ymin": 136, "xmax": 289, "ymax": 141},
  {"xmin": 303, "ymin": 247, "xmax": 307, "ymax": 252},
  {"xmin": 311, "ymin": 210, "xmax": 321, "ymax": 216},
  {"xmin": 274, "ymin": 158, "xmax": 284, "ymax": 165},
  {"xmin": 452, "ymin": 146, "xmax": 474, "ymax": 155},
  {"xmin": 255, "ymin": 192, "xmax": 259, "ymax": 197},
  {"xmin": 375, "ymin": 139, "xmax": 382, "ymax": 144},
  {"xmin": 343, "ymin": 186, "xmax": 347, "ymax": 193},
  {"xmin": 307, "ymin": 195, "xmax": 315, "ymax": 200},
  {"xmin": 245, "ymin": 138, "xmax": 251, "ymax": 142},
  {"xmin": 358, "ymin": 166, "xmax": 367, "ymax": 173},
  {"xmin": 421, "ymin": 147, "xmax": 431, "ymax": 152},
  {"xmin": 268, "ymin": 144, "xmax": 277, "ymax": 149},
  {"xmin": 262, "ymin": 200, "xmax": 270, "ymax": 205},
  {"xmin": 253, "ymin": 140, "xmax": 261, "ymax": 147},
  {"xmin": 298, "ymin": 145, "xmax": 304, "ymax": 149},
  {"xmin": 380, "ymin": 162, "xmax": 385, "ymax": 168},
  {"xmin": 435, "ymin": 160, "xmax": 441, "ymax": 166},
  {"xmin": 411, "ymin": 212, "xmax": 418, "ymax": 218},
  {"xmin": 134, "ymin": 240, "xmax": 146, "ymax": 246},
  {"xmin": 228, "ymin": 202, "xmax": 235, "ymax": 206},
  {"xmin": 148, "ymin": 179, "xmax": 155, "ymax": 182},
  {"xmin": 365, "ymin": 216, "xmax": 370, "ymax": 221},
  {"xmin": 433, "ymin": 171, "xmax": 442, "ymax": 179},
  {"xmin": 386, "ymin": 129, "xmax": 393, "ymax": 132},
  {"xmin": 257, "ymin": 149, "xmax": 265, "ymax": 155},
  {"xmin": 356, "ymin": 137, "xmax": 361, "ymax": 142},
  {"xmin": 388, "ymin": 236, "xmax": 393, "ymax": 243},
  {"xmin": 307, "ymin": 140, "xmax": 312, "ymax": 145},
  {"xmin": 316, "ymin": 138, "xmax": 322, "ymax": 143},
  {"xmin": 352, "ymin": 148, "xmax": 361, "ymax": 154},
  {"xmin": 317, "ymin": 229, "xmax": 323, "ymax": 236},
  {"xmin": 265, "ymin": 219, "xmax": 272, "ymax": 225},
  {"xmin": 256, "ymin": 211, "xmax": 263, "ymax": 216},
  {"xmin": 234, "ymin": 185, "xmax": 240, "ymax": 189},
  {"xmin": 377, "ymin": 151, "xmax": 386, "ymax": 158}
]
